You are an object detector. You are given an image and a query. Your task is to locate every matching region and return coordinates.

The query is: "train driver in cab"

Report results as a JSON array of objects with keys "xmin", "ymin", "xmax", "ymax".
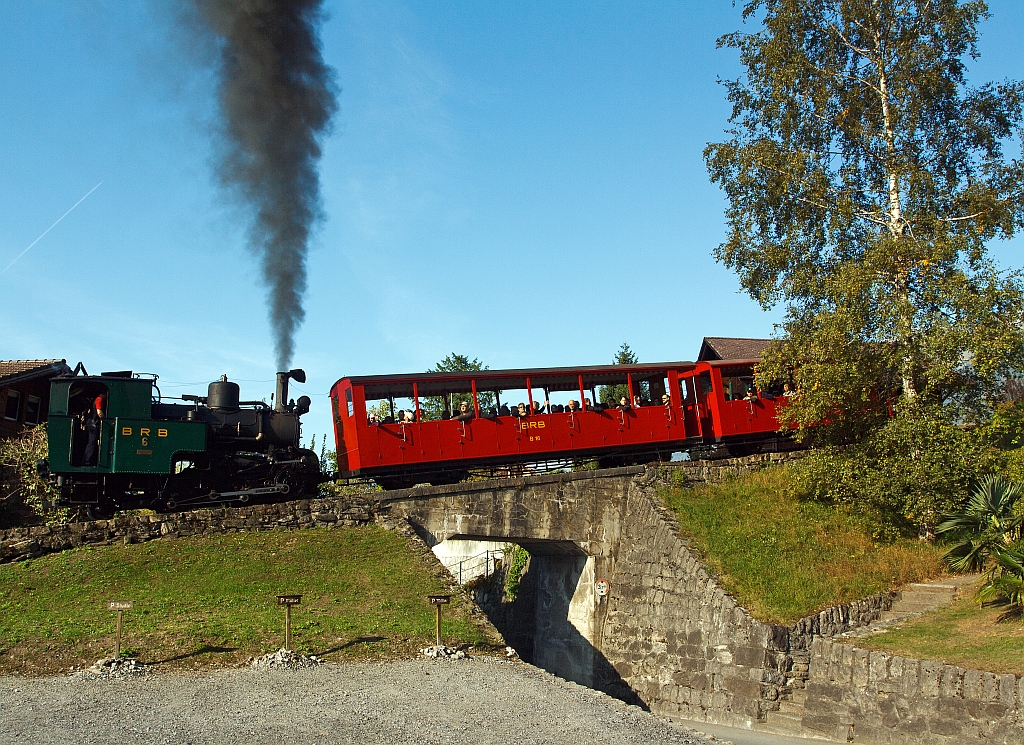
[{"xmin": 83, "ymin": 392, "xmax": 106, "ymax": 466}]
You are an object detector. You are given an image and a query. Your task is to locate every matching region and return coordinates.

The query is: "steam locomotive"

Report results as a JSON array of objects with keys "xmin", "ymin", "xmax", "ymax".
[{"xmin": 42, "ymin": 368, "xmax": 321, "ymax": 518}]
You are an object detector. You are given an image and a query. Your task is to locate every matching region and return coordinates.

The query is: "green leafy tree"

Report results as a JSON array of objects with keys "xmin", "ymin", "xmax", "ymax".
[
  {"xmin": 599, "ymin": 343, "xmax": 638, "ymax": 406},
  {"xmin": 705, "ymin": 0, "xmax": 1024, "ymax": 441},
  {"xmin": 420, "ymin": 353, "xmax": 495, "ymax": 420}
]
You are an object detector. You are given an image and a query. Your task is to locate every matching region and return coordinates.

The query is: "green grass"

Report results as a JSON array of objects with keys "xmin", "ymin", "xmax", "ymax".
[
  {"xmin": 661, "ymin": 467, "xmax": 946, "ymax": 624},
  {"xmin": 0, "ymin": 527, "xmax": 492, "ymax": 674},
  {"xmin": 857, "ymin": 581, "xmax": 1024, "ymax": 675}
]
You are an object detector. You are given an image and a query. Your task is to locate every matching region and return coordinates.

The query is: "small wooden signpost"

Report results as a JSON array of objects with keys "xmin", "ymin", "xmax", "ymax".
[
  {"xmin": 427, "ymin": 595, "xmax": 451, "ymax": 647},
  {"xmin": 108, "ymin": 600, "xmax": 133, "ymax": 659},
  {"xmin": 277, "ymin": 595, "xmax": 302, "ymax": 650}
]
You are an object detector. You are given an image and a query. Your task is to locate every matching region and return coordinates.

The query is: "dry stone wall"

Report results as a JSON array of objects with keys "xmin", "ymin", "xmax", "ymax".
[
  {"xmin": 0, "ymin": 495, "xmax": 378, "ymax": 564},
  {"xmin": 659, "ymin": 451, "xmax": 806, "ymax": 486},
  {"xmin": 803, "ymin": 638, "xmax": 1024, "ymax": 743}
]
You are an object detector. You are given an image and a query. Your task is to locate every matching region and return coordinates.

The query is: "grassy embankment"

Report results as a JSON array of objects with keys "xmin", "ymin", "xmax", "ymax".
[
  {"xmin": 0, "ymin": 527, "xmax": 492, "ymax": 675},
  {"xmin": 660, "ymin": 466, "xmax": 946, "ymax": 624}
]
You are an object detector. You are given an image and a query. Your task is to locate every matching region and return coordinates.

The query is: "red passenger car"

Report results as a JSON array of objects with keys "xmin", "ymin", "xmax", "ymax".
[{"xmin": 329, "ymin": 359, "xmax": 791, "ymax": 489}]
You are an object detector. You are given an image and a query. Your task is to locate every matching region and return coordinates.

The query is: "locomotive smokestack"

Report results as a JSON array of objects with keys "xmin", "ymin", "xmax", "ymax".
[
  {"xmin": 275, "ymin": 372, "xmax": 290, "ymax": 413},
  {"xmin": 190, "ymin": 0, "xmax": 339, "ymax": 370},
  {"xmin": 275, "ymin": 368, "xmax": 306, "ymax": 413}
]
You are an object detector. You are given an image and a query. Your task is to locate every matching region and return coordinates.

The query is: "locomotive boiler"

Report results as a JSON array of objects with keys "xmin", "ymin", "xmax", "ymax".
[{"xmin": 42, "ymin": 368, "xmax": 321, "ymax": 517}]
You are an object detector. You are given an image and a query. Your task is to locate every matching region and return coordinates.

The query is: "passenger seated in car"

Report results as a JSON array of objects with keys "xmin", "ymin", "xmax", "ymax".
[
  {"xmin": 552, "ymin": 404, "xmax": 564, "ymax": 413},
  {"xmin": 661, "ymin": 394, "xmax": 671, "ymax": 408},
  {"xmin": 566, "ymin": 400, "xmax": 579, "ymax": 413},
  {"xmin": 783, "ymin": 383, "xmax": 795, "ymax": 397},
  {"xmin": 368, "ymin": 412, "xmax": 379, "ymax": 425},
  {"xmin": 516, "ymin": 403, "xmax": 528, "ymax": 417},
  {"xmin": 499, "ymin": 404, "xmax": 511, "ymax": 416},
  {"xmin": 619, "ymin": 396, "xmax": 631, "ymax": 410},
  {"xmin": 743, "ymin": 386, "xmax": 758, "ymax": 402},
  {"xmin": 454, "ymin": 401, "xmax": 475, "ymax": 421},
  {"xmin": 403, "ymin": 410, "xmax": 416, "ymax": 423},
  {"xmin": 532, "ymin": 400, "xmax": 548, "ymax": 415},
  {"xmin": 633, "ymin": 395, "xmax": 642, "ymax": 408}
]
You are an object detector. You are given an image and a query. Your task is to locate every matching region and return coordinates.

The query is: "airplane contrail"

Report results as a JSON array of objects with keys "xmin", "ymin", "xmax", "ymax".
[{"xmin": 0, "ymin": 181, "xmax": 104, "ymax": 278}]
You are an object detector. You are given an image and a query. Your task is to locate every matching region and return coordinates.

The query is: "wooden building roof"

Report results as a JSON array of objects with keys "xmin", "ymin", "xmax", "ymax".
[{"xmin": 697, "ymin": 338, "xmax": 772, "ymax": 362}]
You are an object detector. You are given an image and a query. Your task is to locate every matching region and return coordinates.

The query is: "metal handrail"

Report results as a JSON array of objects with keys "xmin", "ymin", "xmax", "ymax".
[{"xmin": 446, "ymin": 547, "xmax": 507, "ymax": 585}]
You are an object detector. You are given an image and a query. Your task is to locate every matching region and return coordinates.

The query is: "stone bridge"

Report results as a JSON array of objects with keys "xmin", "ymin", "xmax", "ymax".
[{"xmin": 376, "ymin": 457, "xmax": 801, "ymax": 724}]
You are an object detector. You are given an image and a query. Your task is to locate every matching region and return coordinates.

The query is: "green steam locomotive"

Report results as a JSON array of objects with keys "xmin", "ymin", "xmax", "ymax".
[{"xmin": 40, "ymin": 368, "xmax": 321, "ymax": 517}]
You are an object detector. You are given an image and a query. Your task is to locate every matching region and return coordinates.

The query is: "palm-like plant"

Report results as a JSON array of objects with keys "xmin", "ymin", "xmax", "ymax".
[
  {"xmin": 936, "ymin": 475, "xmax": 1023, "ymax": 573},
  {"xmin": 977, "ymin": 543, "xmax": 1024, "ymax": 613}
]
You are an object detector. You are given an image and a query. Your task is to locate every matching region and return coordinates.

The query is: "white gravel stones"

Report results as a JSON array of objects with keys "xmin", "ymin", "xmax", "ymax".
[
  {"xmin": 247, "ymin": 648, "xmax": 322, "ymax": 670},
  {"xmin": 73, "ymin": 657, "xmax": 148, "ymax": 679},
  {"xmin": 418, "ymin": 644, "xmax": 468, "ymax": 659}
]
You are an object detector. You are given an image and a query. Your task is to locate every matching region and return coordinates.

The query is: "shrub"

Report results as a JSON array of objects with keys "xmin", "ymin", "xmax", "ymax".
[
  {"xmin": 0, "ymin": 424, "xmax": 63, "ymax": 527},
  {"xmin": 790, "ymin": 406, "xmax": 995, "ymax": 539}
]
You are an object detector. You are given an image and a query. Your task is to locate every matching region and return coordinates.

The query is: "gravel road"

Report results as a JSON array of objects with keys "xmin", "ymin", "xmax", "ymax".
[{"xmin": 0, "ymin": 657, "xmax": 731, "ymax": 745}]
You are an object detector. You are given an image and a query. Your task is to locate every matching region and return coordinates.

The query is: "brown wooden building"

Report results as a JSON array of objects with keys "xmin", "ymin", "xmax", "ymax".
[
  {"xmin": 697, "ymin": 337, "xmax": 772, "ymax": 362},
  {"xmin": 0, "ymin": 360, "xmax": 73, "ymax": 440}
]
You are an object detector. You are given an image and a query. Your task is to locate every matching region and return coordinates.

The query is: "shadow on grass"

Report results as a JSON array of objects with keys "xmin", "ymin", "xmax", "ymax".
[
  {"xmin": 317, "ymin": 636, "xmax": 387, "ymax": 656},
  {"xmin": 152, "ymin": 645, "xmax": 240, "ymax": 665}
]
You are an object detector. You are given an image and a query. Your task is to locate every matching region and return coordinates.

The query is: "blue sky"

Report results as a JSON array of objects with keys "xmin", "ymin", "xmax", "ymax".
[{"xmin": 2, "ymin": 1, "xmax": 1023, "ymax": 445}]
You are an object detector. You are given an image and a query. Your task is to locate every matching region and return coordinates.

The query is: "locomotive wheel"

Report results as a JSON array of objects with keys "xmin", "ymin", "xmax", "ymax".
[{"xmin": 84, "ymin": 503, "xmax": 115, "ymax": 520}]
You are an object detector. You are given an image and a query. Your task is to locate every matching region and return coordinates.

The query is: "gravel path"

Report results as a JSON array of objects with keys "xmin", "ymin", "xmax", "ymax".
[{"xmin": 0, "ymin": 657, "xmax": 733, "ymax": 745}]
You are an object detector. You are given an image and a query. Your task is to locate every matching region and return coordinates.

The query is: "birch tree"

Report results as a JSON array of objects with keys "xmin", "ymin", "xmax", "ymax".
[{"xmin": 705, "ymin": 0, "xmax": 1024, "ymax": 442}]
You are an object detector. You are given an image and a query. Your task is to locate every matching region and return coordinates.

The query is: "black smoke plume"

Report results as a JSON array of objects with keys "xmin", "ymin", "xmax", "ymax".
[{"xmin": 192, "ymin": 0, "xmax": 338, "ymax": 369}]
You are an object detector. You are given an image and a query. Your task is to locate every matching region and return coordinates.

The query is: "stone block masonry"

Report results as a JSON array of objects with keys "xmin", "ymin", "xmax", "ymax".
[
  {"xmin": 599, "ymin": 467, "xmax": 791, "ymax": 727},
  {"xmin": 803, "ymin": 638, "xmax": 1023, "ymax": 743}
]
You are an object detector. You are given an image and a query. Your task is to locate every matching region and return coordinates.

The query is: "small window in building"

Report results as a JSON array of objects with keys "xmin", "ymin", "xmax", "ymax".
[
  {"xmin": 4, "ymin": 390, "xmax": 22, "ymax": 421},
  {"xmin": 25, "ymin": 396, "xmax": 42, "ymax": 425}
]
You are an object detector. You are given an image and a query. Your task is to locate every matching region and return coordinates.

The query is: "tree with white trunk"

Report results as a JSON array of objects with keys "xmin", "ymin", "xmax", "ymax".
[{"xmin": 705, "ymin": 0, "xmax": 1024, "ymax": 444}]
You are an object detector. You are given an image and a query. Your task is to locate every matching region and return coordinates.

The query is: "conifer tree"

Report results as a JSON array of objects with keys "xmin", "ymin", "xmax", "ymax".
[{"xmin": 600, "ymin": 343, "xmax": 638, "ymax": 406}]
